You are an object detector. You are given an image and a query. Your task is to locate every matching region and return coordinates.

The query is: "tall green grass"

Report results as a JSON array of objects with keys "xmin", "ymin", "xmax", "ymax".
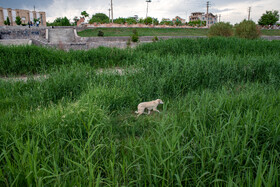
[{"xmin": 0, "ymin": 37, "xmax": 280, "ymax": 186}]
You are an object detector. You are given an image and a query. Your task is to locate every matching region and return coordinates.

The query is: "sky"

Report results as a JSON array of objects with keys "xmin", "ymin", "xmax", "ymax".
[{"xmin": 0, "ymin": 0, "xmax": 279, "ymax": 24}]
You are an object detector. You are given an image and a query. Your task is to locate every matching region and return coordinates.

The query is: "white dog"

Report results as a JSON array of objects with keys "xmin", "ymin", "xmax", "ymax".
[{"xmin": 135, "ymin": 99, "xmax": 164, "ymax": 117}]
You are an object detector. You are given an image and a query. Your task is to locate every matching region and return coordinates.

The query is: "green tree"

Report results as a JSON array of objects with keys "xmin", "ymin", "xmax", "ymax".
[
  {"xmin": 144, "ymin": 17, "xmax": 153, "ymax": 25},
  {"xmin": 48, "ymin": 17, "xmax": 71, "ymax": 26},
  {"xmin": 258, "ymin": 10, "xmax": 279, "ymax": 25},
  {"xmin": 81, "ymin": 11, "xmax": 89, "ymax": 18},
  {"xmin": 73, "ymin": 16, "xmax": 79, "ymax": 25},
  {"xmin": 175, "ymin": 19, "xmax": 182, "ymax": 26},
  {"xmin": 114, "ymin": 17, "xmax": 126, "ymax": 24},
  {"xmin": 126, "ymin": 17, "xmax": 137, "ymax": 25},
  {"xmin": 15, "ymin": 16, "xmax": 22, "ymax": 25},
  {"xmin": 89, "ymin": 13, "xmax": 109, "ymax": 24},
  {"xmin": 4, "ymin": 17, "xmax": 10, "ymax": 25}
]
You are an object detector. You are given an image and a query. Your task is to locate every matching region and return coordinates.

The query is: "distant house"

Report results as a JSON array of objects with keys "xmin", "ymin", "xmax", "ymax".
[
  {"xmin": 172, "ymin": 16, "xmax": 186, "ymax": 24},
  {"xmin": 161, "ymin": 18, "xmax": 171, "ymax": 22},
  {"xmin": 189, "ymin": 12, "xmax": 217, "ymax": 26}
]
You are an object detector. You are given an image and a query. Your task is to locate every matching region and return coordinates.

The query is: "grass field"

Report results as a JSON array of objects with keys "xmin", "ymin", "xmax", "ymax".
[
  {"xmin": 1, "ymin": 37, "xmax": 280, "ymax": 186},
  {"xmin": 77, "ymin": 27, "xmax": 280, "ymax": 37}
]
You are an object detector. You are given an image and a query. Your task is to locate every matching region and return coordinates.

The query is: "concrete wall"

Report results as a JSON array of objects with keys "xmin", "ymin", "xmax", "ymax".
[
  {"xmin": 0, "ymin": 26, "xmax": 47, "ymax": 39},
  {"xmin": 77, "ymin": 35, "xmax": 207, "ymax": 42},
  {"xmin": 0, "ymin": 39, "xmax": 32, "ymax": 46}
]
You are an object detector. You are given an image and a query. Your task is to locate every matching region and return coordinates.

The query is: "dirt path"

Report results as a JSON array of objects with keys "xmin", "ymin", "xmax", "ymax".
[{"xmin": 0, "ymin": 75, "xmax": 49, "ymax": 82}]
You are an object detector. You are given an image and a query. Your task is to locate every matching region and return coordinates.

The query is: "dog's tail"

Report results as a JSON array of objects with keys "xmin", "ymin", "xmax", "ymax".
[{"xmin": 135, "ymin": 111, "xmax": 139, "ymax": 114}]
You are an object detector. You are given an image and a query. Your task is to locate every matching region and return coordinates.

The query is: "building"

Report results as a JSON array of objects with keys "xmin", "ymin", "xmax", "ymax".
[
  {"xmin": 0, "ymin": 7, "xmax": 46, "ymax": 26},
  {"xmin": 172, "ymin": 16, "xmax": 186, "ymax": 24},
  {"xmin": 189, "ymin": 12, "xmax": 217, "ymax": 26}
]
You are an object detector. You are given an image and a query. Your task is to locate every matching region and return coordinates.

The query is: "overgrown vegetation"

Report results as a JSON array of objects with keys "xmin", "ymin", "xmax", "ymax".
[
  {"xmin": 97, "ymin": 30, "xmax": 104, "ymax": 37},
  {"xmin": 89, "ymin": 13, "xmax": 109, "ymax": 24},
  {"xmin": 131, "ymin": 29, "xmax": 139, "ymax": 42},
  {"xmin": 235, "ymin": 20, "xmax": 261, "ymax": 39},
  {"xmin": 78, "ymin": 28, "xmax": 209, "ymax": 37},
  {"xmin": 1, "ymin": 38, "xmax": 280, "ymax": 186},
  {"xmin": 47, "ymin": 17, "xmax": 71, "ymax": 26},
  {"xmin": 208, "ymin": 22, "xmax": 233, "ymax": 37},
  {"xmin": 187, "ymin": 20, "xmax": 206, "ymax": 27}
]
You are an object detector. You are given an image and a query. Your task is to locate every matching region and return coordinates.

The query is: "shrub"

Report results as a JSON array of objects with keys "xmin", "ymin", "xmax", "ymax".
[
  {"xmin": 208, "ymin": 22, "xmax": 233, "ymax": 37},
  {"xmin": 126, "ymin": 38, "xmax": 131, "ymax": 47},
  {"xmin": 97, "ymin": 30, "xmax": 104, "ymax": 37},
  {"xmin": 48, "ymin": 17, "xmax": 71, "ymax": 26},
  {"xmin": 188, "ymin": 20, "xmax": 206, "ymax": 27},
  {"xmin": 235, "ymin": 20, "xmax": 261, "ymax": 39},
  {"xmin": 175, "ymin": 19, "xmax": 182, "ymax": 26},
  {"xmin": 15, "ymin": 16, "xmax": 22, "ymax": 25},
  {"xmin": 152, "ymin": 36, "xmax": 159, "ymax": 42},
  {"xmin": 131, "ymin": 29, "xmax": 139, "ymax": 42},
  {"xmin": 4, "ymin": 17, "xmax": 10, "ymax": 25},
  {"xmin": 89, "ymin": 13, "xmax": 109, "ymax": 24}
]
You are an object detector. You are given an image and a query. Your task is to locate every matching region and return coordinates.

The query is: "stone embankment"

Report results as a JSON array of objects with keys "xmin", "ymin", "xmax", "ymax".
[{"xmin": 1, "ymin": 26, "xmax": 280, "ymax": 50}]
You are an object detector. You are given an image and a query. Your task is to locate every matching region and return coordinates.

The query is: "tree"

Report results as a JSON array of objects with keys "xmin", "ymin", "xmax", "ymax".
[
  {"xmin": 81, "ymin": 11, "xmax": 89, "ymax": 18},
  {"xmin": 48, "ymin": 17, "xmax": 71, "ymax": 26},
  {"xmin": 114, "ymin": 17, "xmax": 126, "ymax": 24},
  {"xmin": 144, "ymin": 17, "xmax": 153, "ymax": 25},
  {"xmin": 126, "ymin": 17, "xmax": 137, "ymax": 25},
  {"xmin": 4, "ymin": 17, "xmax": 10, "ymax": 25},
  {"xmin": 258, "ymin": 10, "xmax": 279, "ymax": 25},
  {"xmin": 73, "ymin": 16, "xmax": 79, "ymax": 25},
  {"xmin": 89, "ymin": 13, "xmax": 109, "ymax": 24},
  {"xmin": 15, "ymin": 16, "xmax": 22, "ymax": 25},
  {"xmin": 174, "ymin": 19, "xmax": 182, "ymax": 26}
]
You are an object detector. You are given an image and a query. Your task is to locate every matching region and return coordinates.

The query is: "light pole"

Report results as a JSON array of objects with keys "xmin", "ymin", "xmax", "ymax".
[{"xmin": 146, "ymin": 0, "xmax": 151, "ymax": 19}]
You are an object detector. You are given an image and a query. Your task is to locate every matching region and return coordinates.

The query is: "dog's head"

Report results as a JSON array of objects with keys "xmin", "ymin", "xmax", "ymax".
[{"xmin": 157, "ymin": 99, "xmax": 164, "ymax": 104}]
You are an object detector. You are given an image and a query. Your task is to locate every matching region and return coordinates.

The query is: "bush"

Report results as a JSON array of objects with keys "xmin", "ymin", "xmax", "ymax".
[
  {"xmin": 208, "ymin": 22, "xmax": 233, "ymax": 37},
  {"xmin": 97, "ymin": 30, "xmax": 104, "ymax": 37},
  {"xmin": 152, "ymin": 36, "xmax": 159, "ymax": 42},
  {"xmin": 235, "ymin": 20, "xmax": 261, "ymax": 39},
  {"xmin": 89, "ymin": 13, "xmax": 109, "ymax": 24},
  {"xmin": 131, "ymin": 29, "xmax": 139, "ymax": 42},
  {"xmin": 188, "ymin": 20, "xmax": 206, "ymax": 27},
  {"xmin": 15, "ymin": 16, "xmax": 22, "ymax": 25},
  {"xmin": 48, "ymin": 17, "xmax": 71, "ymax": 26},
  {"xmin": 4, "ymin": 17, "xmax": 10, "ymax": 25}
]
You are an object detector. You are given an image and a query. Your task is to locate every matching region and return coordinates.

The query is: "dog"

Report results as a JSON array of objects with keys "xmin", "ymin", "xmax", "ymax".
[{"xmin": 135, "ymin": 99, "xmax": 164, "ymax": 117}]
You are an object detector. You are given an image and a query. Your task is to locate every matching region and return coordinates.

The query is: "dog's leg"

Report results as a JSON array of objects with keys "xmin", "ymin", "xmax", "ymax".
[
  {"xmin": 153, "ymin": 108, "xmax": 160, "ymax": 113},
  {"xmin": 147, "ymin": 110, "xmax": 151, "ymax": 115}
]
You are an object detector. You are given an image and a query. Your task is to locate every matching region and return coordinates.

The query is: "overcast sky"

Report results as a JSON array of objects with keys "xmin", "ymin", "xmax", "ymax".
[{"xmin": 1, "ymin": 0, "xmax": 279, "ymax": 24}]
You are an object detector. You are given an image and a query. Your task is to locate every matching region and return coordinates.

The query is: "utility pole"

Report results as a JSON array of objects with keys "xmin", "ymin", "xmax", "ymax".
[
  {"xmin": 111, "ymin": 0, "xmax": 113, "ymax": 23},
  {"xmin": 108, "ymin": 8, "xmax": 111, "ymax": 22},
  {"xmin": 34, "ymin": 5, "xmax": 35, "ymax": 11},
  {"xmin": 146, "ymin": 0, "xmax": 151, "ymax": 19},
  {"xmin": 248, "ymin": 7, "xmax": 251, "ymax": 20},
  {"xmin": 206, "ymin": 1, "xmax": 210, "ymax": 28},
  {"xmin": 219, "ymin": 14, "xmax": 221, "ymax": 22}
]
